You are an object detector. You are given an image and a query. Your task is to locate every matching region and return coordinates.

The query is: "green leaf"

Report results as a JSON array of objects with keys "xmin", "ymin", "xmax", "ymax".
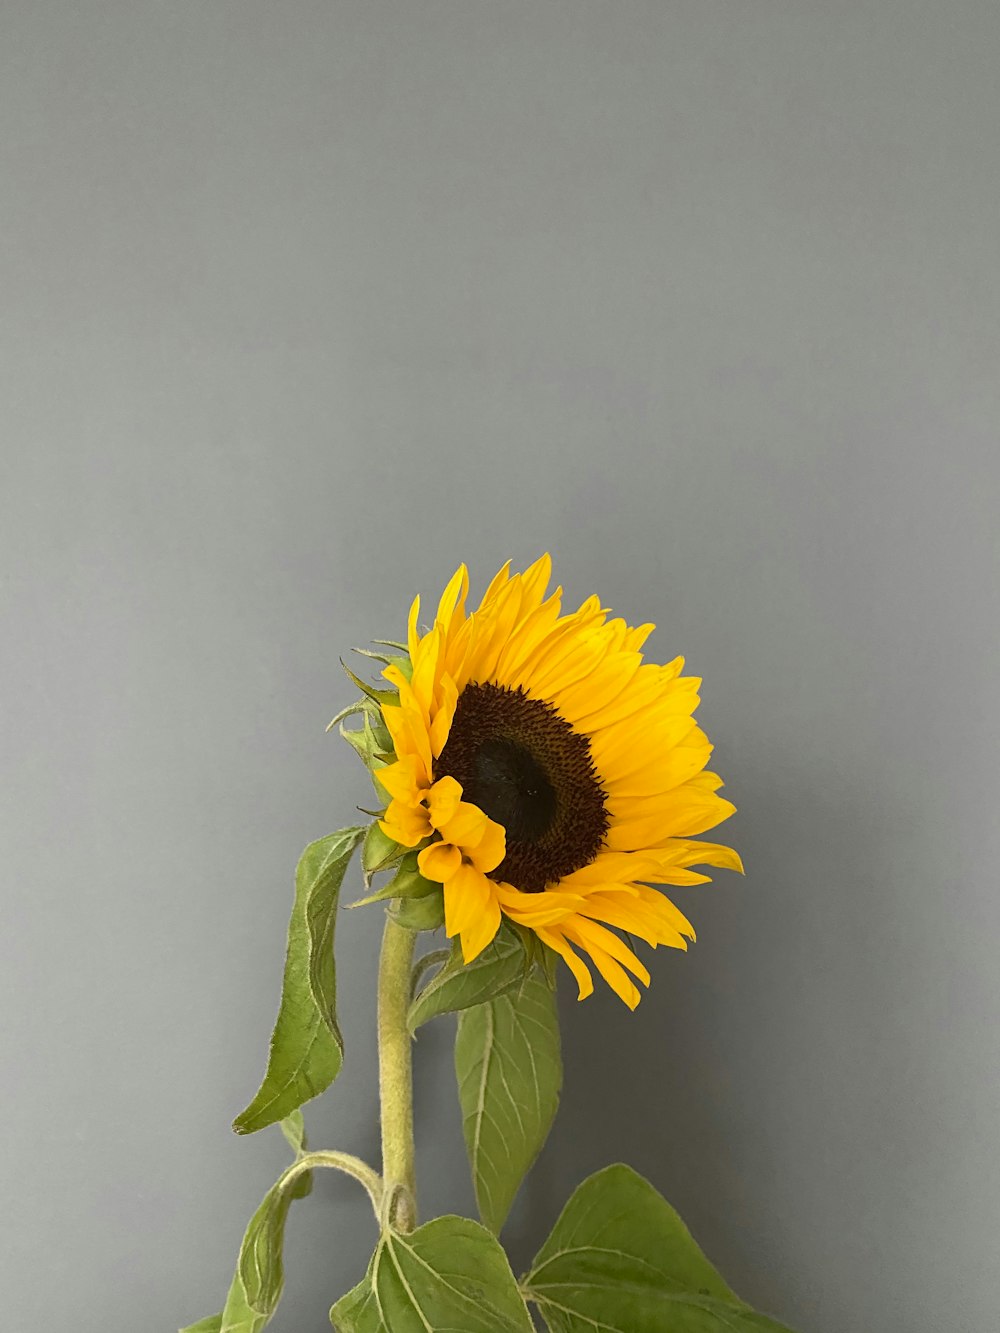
[
  {"xmin": 209, "ymin": 1154, "xmax": 314, "ymax": 1333},
  {"xmin": 329, "ymin": 1215, "xmax": 534, "ymax": 1333},
  {"xmin": 233, "ymin": 827, "xmax": 365, "ymax": 1134},
  {"xmin": 523, "ymin": 1164, "xmax": 798, "ymax": 1333},
  {"xmin": 408, "ymin": 924, "xmax": 529, "ymax": 1031},
  {"xmin": 455, "ymin": 970, "xmax": 562, "ymax": 1234},
  {"xmin": 179, "ymin": 1317, "xmax": 223, "ymax": 1333}
]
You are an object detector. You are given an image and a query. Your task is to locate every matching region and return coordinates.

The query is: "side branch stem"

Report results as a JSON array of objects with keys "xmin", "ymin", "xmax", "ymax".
[
  {"xmin": 377, "ymin": 909, "xmax": 418, "ymax": 1231},
  {"xmin": 288, "ymin": 1151, "xmax": 383, "ymax": 1217}
]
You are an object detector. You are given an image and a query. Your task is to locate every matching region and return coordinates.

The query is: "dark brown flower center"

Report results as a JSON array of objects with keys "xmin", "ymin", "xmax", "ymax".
[{"xmin": 434, "ymin": 683, "xmax": 608, "ymax": 893}]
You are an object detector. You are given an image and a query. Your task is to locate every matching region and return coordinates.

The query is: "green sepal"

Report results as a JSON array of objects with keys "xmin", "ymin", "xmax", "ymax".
[
  {"xmin": 233, "ymin": 826, "xmax": 364, "ymax": 1134},
  {"xmin": 325, "ymin": 699, "xmax": 367, "ymax": 733},
  {"xmin": 351, "ymin": 647, "xmax": 396, "ymax": 666},
  {"xmin": 352, "ymin": 647, "xmax": 413, "ymax": 684},
  {"xmin": 340, "ymin": 659, "xmax": 399, "ymax": 708},
  {"xmin": 340, "ymin": 708, "xmax": 392, "ymax": 774},
  {"xmin": 384, "ymin": 653, "xmax": 412, "ymax": 681},
  {"xmin": 361, "ymin": 822, "xmax": 405, "ymax": 880},
  {"xmin": 329, "ymin": 1216, "xmax": 534, "ymax": 1333},
  {"xmin": 407, "ymin": 923, "xmax": 529, "ymax": 1031},
  {"xmin": 455, "ymin": 970, "xmax": 562, "ymax": 1234},
  {"xmin": 179, "ymin": 1317, "xmax": 222, "ymax": 1333},
  {"xmin": 349, "ymin": 853, "xmax": 435, "ymax": 908},
  {"xmin": 389, "ymin": 885, "xmax": 445, "ymax": 931},
  {"xmin": 523, "ymin": 1164, "xmax": 798, "ymax": 1333}
]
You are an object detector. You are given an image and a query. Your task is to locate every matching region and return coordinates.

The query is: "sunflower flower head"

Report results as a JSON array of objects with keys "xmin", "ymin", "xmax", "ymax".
[{"xmin": 351, "ymin": 556, "xmax": 743, "ymax": 1009}]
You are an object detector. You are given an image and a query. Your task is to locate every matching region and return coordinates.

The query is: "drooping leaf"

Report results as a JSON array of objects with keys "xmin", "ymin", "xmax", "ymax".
[
  {"xmin": 329, "ymin": 1216, "xmax": 534, "ymax": 1333},
  {"xmin": 184, "ymin": 1152, "xmax": 315, "ymax": 1333},
  {"xmin": 408, "ymin": 924, "xmax": 529, "ymax": 1031},
  {"xmin": 210, "ymin": 1157, "xmax": 309, "ymax": 1333},
  {"xmin": 523, "ymin": 1164, "xmax": 798, "ymax": 1333},
  {"xmin": 455, "ymin": 970, "xmax": 562, "ymax": 1234},
  {"xmin": 233, "ymin": 827, "xmax": 365, "ymax": 1134}
]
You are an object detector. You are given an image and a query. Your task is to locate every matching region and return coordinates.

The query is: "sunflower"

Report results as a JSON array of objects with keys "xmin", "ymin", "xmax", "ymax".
[{"xmin": 375, "ymin": 556, "xmax": 742, "ymax": 1009}]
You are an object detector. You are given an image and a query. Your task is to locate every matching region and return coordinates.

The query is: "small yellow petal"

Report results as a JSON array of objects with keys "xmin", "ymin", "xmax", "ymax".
[
  {"xmin": 380, "ymin": 802, "xmax": 431, "ymax": 848},
  {"xmin": 429, "ymin": 672, "xmax": 459, "ymax": 757},
  {"xmin": 466, "ymin": 817, "xmax": 506, "ymax": 873},
  {"xmin": 427, "ymin": 775, "xmax": 463, "ymax": 829},
  {"xmin": 437, "ymin": 800, "xmax": 489, "ymax": 849},
  {"xmin": 374, "ymin": 756, "xmax": 423, "ymax": 803},
  {"xmin": 418, "ymin": 841, "xmax": 463, "ymax": 882},
  {"xmin": 435, "ymin": 564, "xmax": 469, "ymax": 631},
  {"xmin": 406, "ymin": 594, "xmax": 421, "ymax": 659}
]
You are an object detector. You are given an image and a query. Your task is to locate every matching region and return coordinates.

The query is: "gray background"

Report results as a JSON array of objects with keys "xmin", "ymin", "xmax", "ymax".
[{"xmin": 2, "ymin": 2, "xmax": 998, "ymax": 1331}]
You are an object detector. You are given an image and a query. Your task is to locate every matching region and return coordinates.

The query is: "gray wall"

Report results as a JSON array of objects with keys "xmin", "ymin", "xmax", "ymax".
[{"xmin": 2, "ymin": 3, "xmax": 998, "ymax": 1331}]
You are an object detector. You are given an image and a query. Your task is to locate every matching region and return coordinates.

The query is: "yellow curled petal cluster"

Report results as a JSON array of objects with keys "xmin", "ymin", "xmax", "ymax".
[{"xmin": 376, "ymin": 555, "xmax": 743, "ymax": 1008}]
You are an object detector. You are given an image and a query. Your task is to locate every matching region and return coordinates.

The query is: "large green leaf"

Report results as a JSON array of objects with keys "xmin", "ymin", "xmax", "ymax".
[
  {"xmin": 408, "ymin": 924, "xmax": 528, "ymax": 1030},
  {"xmin": 329, "ymin": 1216, "xmax": 534, "ymax": 1332},
  {"xmin": 523, "ymin": 1164, "xmax": 798, "ymax": 1333},
  {"xmin": 234, "ymin": 827, "xmax": 365, "ymax": 1134},
  {"xmin": 455, "ymin": 971, "xmax": 562, "ymax": 1234}
]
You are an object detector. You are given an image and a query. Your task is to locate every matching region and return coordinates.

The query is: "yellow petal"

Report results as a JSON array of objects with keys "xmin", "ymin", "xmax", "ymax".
[
  {"xmin": 535, "ymin": 927, "xmax": 594, "ymax": 1000},
  {"xmin": 429, "ymin": 672, "xmax": 459, "ymax": 757},
  {"xmin": 566, "ymin": 928, "xmax": 642, "ymax": 1009},
  {"xmin": 477, "ymin": 559, "xmax": 512, "ymax": 611},
  {"xmin": 466, "ymin": 816, "xmax": 506, "ymax": 873},
  {"xmin": 406, "ymin": 593, "xmax": 421, "ymax": 659},
  {"xmin": 374, "ymin": 755, "xmax": 424, "ymax": 803},
  {"xmin": 566, "ymin": 917, "xmax": 651, "ymax": 987},
  {"xmin": 435, "ymin": 564, "xmax": 469, "ymax": 631},
  {"xmin": 380, "ymin": 801, "xmax": 431, "ymax": 848},
  {"xmin": 437, "ymin": 799, "xmax": 490, "ymax": 849},
  {"xmin": 427, "ymin": 775, "xmax": 463, "ymax": 829},
  {"xmin": 418, "ymin": 841, "xmax": 463, "ymax": 882}
]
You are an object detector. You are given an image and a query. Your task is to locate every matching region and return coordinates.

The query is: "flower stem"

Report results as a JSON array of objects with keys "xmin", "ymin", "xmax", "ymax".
[{"xmin": 377, "ymin": 909, "xmax": 417, "ymax": 1231}]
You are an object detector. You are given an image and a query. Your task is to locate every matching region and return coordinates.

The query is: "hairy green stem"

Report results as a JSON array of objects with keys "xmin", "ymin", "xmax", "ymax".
[
  {"xmin": 284, "ymin": 1151, "xmax": 383, "ymax": 1217},
  {"xmin": 378, "ymin": 910, "xmax": 418, "ymax": 1231}
]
